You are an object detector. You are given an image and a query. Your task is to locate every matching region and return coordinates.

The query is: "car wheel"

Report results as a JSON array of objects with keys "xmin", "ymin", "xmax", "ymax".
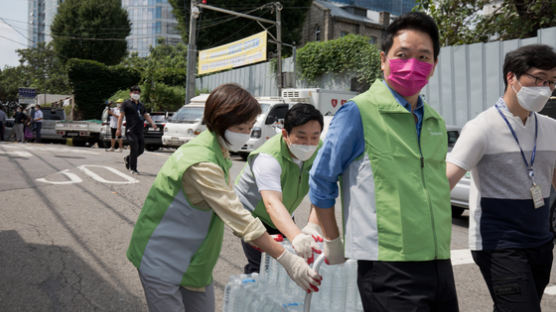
[
  {"xmin": 98, "ymin": 139, "xmax": 109, "ymax": 148},
  {"xmin": 145, "ymin": 145, "xmax": 160, "ymax": 152},
  {"xmin": 452, "ymin": 206, "xmax": 465, "ymax": 218},
  {"xmin": 239, "ymin": 152, "xmax": 249, "ymax": 161}
]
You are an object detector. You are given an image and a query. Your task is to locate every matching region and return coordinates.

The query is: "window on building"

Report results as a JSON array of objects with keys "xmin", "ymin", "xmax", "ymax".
[
  {"xmin": 314, "ymin": 25, "xmax": 321, "ymax": 41},
  {"xmin": 369, "ymin": 36, "xmax": 377, "ymax": 44},
  {"xmin": 340, "ymin": 31, "xmax": 348, "ymax": 37}
]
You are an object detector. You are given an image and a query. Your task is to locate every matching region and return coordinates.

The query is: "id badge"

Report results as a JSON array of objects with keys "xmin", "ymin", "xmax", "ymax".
[{"xmin": 530, "ymin": 184, "xmax": 544, "ymax": 209}]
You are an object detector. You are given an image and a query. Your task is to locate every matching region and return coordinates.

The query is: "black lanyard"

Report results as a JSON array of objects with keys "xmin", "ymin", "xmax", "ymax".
[{"xmin": 495, "ymin": 105, "xmax": 538, "ymax": 180}]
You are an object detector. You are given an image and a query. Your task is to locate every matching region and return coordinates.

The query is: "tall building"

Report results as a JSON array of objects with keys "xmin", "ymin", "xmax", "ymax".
[
  {"xmin": 122, "ymin": 0, "xmax": 182, "ymax": 57},
  {"xmin": 330, "ymin": 0, "xmax": 416, "ymax": 16},
  {"xmin": 27, "ymin": 0, "xmax": 62, "ymax": 48},
  {"xmin": 27, "ymin": 0, "xmax": 182, "ymax": 56}
]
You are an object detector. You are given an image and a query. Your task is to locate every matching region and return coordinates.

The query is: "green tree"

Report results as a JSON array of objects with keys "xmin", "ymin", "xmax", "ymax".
[
  {"xmin": 68, "ymin": 59, "xmax": 140, "ymax": 119},
  {"xmin": 51, "ymin": 0, "xmax": 131, "ymax": 65},
  {"xmin": 0, "ymin": 43, "xmax": 71, "ymax": 104},
  {"xmin": 297, "ymin": 34, "xmax": 382, "ymax": 86},
  {"xmin": 415, "ymin": 0, "xmax": 556, "ymax": 46},
  {"xmin": 168, "ymin": 0, "xmax": 311, "ymax": 53}
]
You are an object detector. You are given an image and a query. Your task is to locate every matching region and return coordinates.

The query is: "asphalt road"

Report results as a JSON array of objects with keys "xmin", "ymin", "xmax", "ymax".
[{"xmin": 1, "ymin": 141, "xmax": 555, "ymax": 311}]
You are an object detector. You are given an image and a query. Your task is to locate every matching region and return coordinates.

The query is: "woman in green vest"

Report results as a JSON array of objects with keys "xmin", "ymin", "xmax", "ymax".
[{"xmin": 127, "ymin": 84, "xmax": 321, "ymax": 312}]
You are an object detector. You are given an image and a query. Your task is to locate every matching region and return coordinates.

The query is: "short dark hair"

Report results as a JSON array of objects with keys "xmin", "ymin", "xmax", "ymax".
[
  {"xmin": 203, "ymin": 84, "xmax": 261, "ymax": 142},
  {"xmin": 130, "ymin": 85, "xmax": 141, "ymax": 93},
  {"xmin": 503, "ymin": 44, "xmax": 556, "ymax": 89},
  {"xmin": 284, "ymin": 103, "xmax": 323, "ymax": 134},
  {"xmin": 382, "ymin": 12, "xmax": 440, "ymax": 61}
]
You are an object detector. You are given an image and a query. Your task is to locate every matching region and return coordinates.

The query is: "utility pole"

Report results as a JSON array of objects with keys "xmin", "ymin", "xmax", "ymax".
[
  {"xmin": 275, "ymin": 2, "xmax": 283, "ymax": 92},
  {"xmin": 185, "ymin": 1, "xmax": 200, "ymax": 105}
]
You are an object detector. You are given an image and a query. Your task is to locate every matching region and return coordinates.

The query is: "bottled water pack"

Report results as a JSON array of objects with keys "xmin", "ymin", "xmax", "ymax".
[{"xmin": 222, "ymin": 235, "xmax": 363, "ymax": 312}]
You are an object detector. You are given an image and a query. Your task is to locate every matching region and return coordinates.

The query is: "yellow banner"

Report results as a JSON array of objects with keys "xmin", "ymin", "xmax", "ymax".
[{"xmin": 198, "ymin": 31, "xmax": 267, "ymax": 75}]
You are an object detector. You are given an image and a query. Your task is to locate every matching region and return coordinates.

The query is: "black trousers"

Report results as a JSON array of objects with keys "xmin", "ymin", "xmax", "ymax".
[
  {"xmin": 0, "ymin": 121, "xmax": 4, "ymax": 141},
  {"xmin": 357, "ymin": 259, "xmax": 459, "ymax": 312},
  {"xmin": 126, "ymin": 131, "xmax": 144, "ymax": 171},
  {"xmin": 241, "ymin": 222, "xmax": 283, "ymax": 274},
  {"xmin": 472, "ymin": 241, "xmax": 554, "ymax": 312}
]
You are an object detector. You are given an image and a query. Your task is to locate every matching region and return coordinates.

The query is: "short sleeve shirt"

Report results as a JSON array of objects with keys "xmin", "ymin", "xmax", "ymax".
[
  {"xmin": 121, "ymin": 100, "xmax": 145, "ymax": 134},
  {"xmin": 447, "ymin": 98, "xmax": 556, "ymax": 250},
  {"xmin": 109, "ymin": 107, "xmax": 121, "ymax": 129}
]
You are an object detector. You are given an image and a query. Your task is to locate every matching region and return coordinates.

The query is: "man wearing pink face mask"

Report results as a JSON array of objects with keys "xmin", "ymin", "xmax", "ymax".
[{"xmin": 309, "ymin": 12, "xmax": 459, "ymax": 311}]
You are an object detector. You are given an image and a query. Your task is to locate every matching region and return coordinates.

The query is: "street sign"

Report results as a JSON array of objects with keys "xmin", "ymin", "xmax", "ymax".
[{"xmin": 18, "ymin": 87, "xmax": 36, "ymax": 99}]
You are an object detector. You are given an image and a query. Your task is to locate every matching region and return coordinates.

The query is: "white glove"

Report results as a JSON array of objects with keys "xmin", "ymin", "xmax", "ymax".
[
  {"xmin": 277, "ymin": 249, "xmax": 322, "ymax": 292},
  {"xmin": 292, "ymin": 233, "xmax": 318, "ymax": 261},
  {"xmin": 324, "ymin": 236, "xmax": 345, "ymax": 265},
  {"xmin": 301, "ymin": 223, "xmax": 323, "ymax": 241}
]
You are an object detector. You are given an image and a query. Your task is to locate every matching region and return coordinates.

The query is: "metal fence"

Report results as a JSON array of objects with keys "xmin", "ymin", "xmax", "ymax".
[{"xmin": 196, "ymin": 26, "xmax": 556, "ymax": 126}]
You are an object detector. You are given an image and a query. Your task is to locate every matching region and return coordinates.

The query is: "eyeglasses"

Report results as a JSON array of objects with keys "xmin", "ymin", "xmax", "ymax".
[{"xmin": 523, "ymin": 73, "xmax": 556, "ymax": 88}]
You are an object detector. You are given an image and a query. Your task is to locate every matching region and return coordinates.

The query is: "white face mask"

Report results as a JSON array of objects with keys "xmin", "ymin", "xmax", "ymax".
[
  {"xmin": 512, "ymin": 82, "xmax": 551, "ymax": 112},
  {"xmin": 222, "ymin": 129, "xmax": 250, "ymax": 152},
  {"xmin": 131, "ymin": 93, "xmax": 140, "ymax": 101},
  {"xmin": 288, "ymin": 143, "xmax": 318, "ymax": 161}
]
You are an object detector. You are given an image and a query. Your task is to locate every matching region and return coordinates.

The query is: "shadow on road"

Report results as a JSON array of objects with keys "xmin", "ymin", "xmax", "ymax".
[{"xmin": 0, "ymin": 230, "xmax": 144, "ymax": 311}]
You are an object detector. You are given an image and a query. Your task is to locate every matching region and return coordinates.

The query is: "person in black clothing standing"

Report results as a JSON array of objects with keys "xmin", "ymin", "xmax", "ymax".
[
  {"xmin": 14, "ymin": 106, "xmax": 28, "ymax": 143},
  {"xmin": 116, "ymin": 86, "xmax": 156, "ymax": 174}
]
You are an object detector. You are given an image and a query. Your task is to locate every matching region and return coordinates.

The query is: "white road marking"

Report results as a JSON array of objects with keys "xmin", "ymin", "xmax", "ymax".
[
  {"xmin": 450, "ymin": 249, "xmax": 474, "ymax": 266},
  {"xmin": 3, "ymin": 144, "xmax": 99, "ymax": 155},
  {"xmin": 0, "ymin": 150, "xmax": 33, "ymax": 158},
  {"xmin": 36, "ymin": 169, "xmax": 83, "ymax": 185},
  {"xmin": 78, "ymin": 165, "xmax": 138, "ymax": 184}
]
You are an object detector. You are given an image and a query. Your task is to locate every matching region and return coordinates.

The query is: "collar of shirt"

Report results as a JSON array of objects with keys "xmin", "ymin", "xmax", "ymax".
[
  {"xmin": 382, "ymin": 80, "xmax": 424, "ymax": 137},
  {"xmin": 495, "ymin": 97, "xmax": 532, "ymax": 117}
]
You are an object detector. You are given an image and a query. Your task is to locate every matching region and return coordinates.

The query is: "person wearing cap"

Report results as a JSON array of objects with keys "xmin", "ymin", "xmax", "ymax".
[
  {"xmin": 116, "ymin": 86, "xmax": 156, "ymax": 174},
  {"xmin": 234, "ymin": 103, "xmax": 325, "ymax": 273},
  {"xmin": 108, "ymin": 99, "xmax": 124, "ymax": 152}
]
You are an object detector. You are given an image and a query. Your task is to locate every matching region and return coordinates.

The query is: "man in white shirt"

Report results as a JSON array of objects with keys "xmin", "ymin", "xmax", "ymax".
[
  {"xmin": 33, "ymin": 104, "xmax": 43, "ymax": 143},
  {"xmin": 108, "ymin": 99, "xmax": 124, "ymax": 152},
  {"xmin": 235, "ymin": 103, "xmax": 325, "ymax": 275},
  {"xmin": 447, "ymin": 44, "xmax": 556, "ymax": 311}
]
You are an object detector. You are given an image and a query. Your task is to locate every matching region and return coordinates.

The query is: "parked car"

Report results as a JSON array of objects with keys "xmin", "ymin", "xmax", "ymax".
[
  {"xmin": 144, "ymin": 112, "xmax": 171, "ymax": 151},
  {"xmin": 25, "ymin": 105, "xmax": 66, "ymax": 143},
  {"xmin": 447, "ymin": 125, "xmax": 470, "ymax": 217},
  {"xmin": 162, "ymin": 94, "xmax": 209, "ymax": 148}
]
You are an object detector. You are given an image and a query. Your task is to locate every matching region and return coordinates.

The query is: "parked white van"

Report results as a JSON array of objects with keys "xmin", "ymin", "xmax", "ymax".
[{"xmin": 162, "ymin": 94, "xmax": 209, "ymax": 148}]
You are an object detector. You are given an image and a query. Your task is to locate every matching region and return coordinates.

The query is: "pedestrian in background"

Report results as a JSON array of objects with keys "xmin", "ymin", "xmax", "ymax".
[
  {"xmin": 0, "ymin": 106, "xmax": 6, "ymax": 141},
  {"xmin": 116, "ymin": 86, "xmax": 156, "ymax": 174},
  {"xmin": 126, "ymin": 84, "xmax": 321, "ymax": 312},
  {"xmin": 13, "ymin": 106, "xmax": 27, "ymax": 143},
  {"xmin": 108, "ymin": 99, "xmax": 124, "ymax": 152},
  {"xmin": 309, "ymin": 12, "xmax": 459, "ymax": 311},
  {"xmin": 447, "ymin": 44, "xmax": 556, "ymax": 311},
  {"xmin": 33, "ymin": 104, "xmax": 43, "ymax": 143},
  {"xmin": 235, "ymin": 103, "xmax": 325, "ymax": 273}
]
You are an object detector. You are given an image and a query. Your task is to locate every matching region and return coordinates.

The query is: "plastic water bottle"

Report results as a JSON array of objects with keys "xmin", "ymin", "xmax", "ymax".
[{"xmin": 223, "ymin": 275, "xmax": 242, "ymax": 312}]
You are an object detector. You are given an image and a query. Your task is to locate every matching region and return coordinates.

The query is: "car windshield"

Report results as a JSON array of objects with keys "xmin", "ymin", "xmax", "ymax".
[
  {"xmin": 150, "ymin": 115, "xmax": 166, "ymax": 122},
  {"xmin": 260, "ymin": 103, "xmax": 271, "ymax": 114},
  {"xmin": 171, "ymin": 106, "xmax": 203, "ymax": 122}
]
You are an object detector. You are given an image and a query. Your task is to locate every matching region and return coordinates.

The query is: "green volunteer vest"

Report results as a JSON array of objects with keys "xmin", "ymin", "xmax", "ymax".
[
  {"xmin": 126, "ymin": 130, "xmax": 230, "ymax": 288},
  {"xmin": 351, "ymin": 80, "xmax": 452, "ymax": 260}
]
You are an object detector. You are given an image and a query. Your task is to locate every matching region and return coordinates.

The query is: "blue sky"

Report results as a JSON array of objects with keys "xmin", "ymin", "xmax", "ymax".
[{"xmin": 0, "ymin": 0, "xmax": 28, "ymax": 68}]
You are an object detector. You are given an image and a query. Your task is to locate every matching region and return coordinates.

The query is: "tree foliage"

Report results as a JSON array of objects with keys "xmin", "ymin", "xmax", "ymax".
[
  {"xmin": 168, "ymin": 0, "xmax": 312, "ymax": 53},
  {"xmin": 67, "ymin": 59, "xmax": 140, "ymax": 119},
  {"xmin": 297, "ymin": 34, "xmax": 382, "ymax": 85},
  {"xmin": 0, "ymin": 43, "xmax": 71, "ymax": 104},
  {"xmin": 415, "ymin": 0, "xmax": 556, "ymax": 46},
  {"xmin": 119, "ymin": 40, "xmax": 188, "ymax": 112},
  {"xmin": 51, "ymin": 0, "xmax": 131, "ymax": 65}
]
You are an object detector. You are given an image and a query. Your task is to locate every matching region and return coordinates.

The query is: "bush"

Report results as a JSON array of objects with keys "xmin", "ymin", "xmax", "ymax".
[
  {"xmin": 67, "ymin": 59, "xmax": 140, "ymax": 119},
  {"xmin": 297, "ymin": 34, "xmax": 382, "ymax": 85}
]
